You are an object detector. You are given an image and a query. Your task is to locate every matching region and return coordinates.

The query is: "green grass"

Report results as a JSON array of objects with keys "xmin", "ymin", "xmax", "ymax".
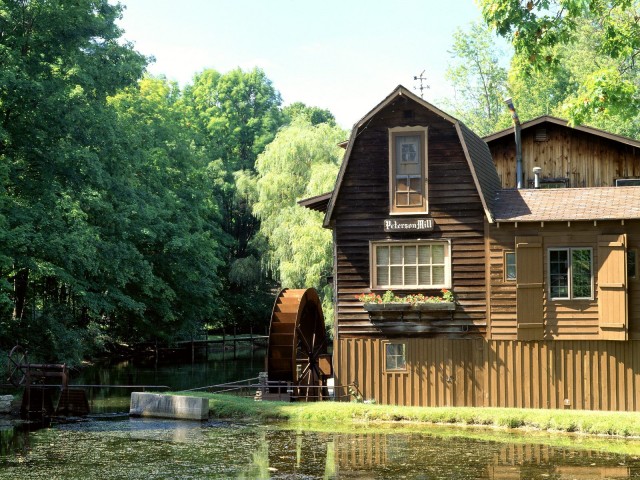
[
  {"xmin": 159, "ymin": 393, "xmax": 640, "ymax": 455},
  {"xmin": 169, "ymin": 392, "xmax": 640, "ymax": 438}
]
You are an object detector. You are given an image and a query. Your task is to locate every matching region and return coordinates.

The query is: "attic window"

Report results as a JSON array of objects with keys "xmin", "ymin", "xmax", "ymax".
[
  {"xmin": 388, "ymin": 126, "xmax": 428, "ymax": 214},
  {"xmin": 535, "ymin": 128, "xmax": 548, "ymax": 142},
  {"xmin": 403, "ymin": 109, "xmax": 414, "ymax": 119}
]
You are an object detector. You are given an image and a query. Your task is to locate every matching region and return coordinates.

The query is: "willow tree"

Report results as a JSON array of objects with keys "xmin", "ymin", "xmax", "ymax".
[{"xmin": 253, "ymin": 119, "xmax": 346, "ymax": 332}]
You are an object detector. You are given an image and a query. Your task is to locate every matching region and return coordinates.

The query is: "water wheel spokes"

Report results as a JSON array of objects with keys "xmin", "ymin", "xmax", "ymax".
[
  {"xmin": 7, "ymin": 345, "xmax": 28, "ymax": 387},
  {"xmin": 267, "ymin": 288, "xmax": 332, "ymax": 401}
]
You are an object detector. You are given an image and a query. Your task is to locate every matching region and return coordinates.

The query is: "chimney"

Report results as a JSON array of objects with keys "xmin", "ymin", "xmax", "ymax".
[{"xmin": 504, "ymin": 98, "xmax": 523, "ymax": 189}]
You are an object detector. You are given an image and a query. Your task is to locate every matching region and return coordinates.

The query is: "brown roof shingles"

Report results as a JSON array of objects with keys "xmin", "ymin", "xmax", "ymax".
[{"xmin": 493, "ymin": 187, "xmax": 640, "ymax": 222}]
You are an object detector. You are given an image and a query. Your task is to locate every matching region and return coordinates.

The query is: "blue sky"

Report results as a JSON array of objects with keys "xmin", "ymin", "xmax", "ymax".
[{"xmin": 116, "ymin": 0, "xmax": 510, "ymax": 128}]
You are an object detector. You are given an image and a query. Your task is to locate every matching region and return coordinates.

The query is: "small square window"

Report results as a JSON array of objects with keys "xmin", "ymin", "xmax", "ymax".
[
  {"xmin": 385, "ymin": 343, "xmax": 406, "ymax": 371},
  {"xmin": 505, "ymin": 251, "xmax": 516, "ymax": 281}
]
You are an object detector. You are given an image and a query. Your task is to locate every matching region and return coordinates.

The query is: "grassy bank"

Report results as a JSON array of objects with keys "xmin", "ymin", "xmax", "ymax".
[{"xmin": 176, "ymin": 393, "xmax": 640, "ymax": 438}]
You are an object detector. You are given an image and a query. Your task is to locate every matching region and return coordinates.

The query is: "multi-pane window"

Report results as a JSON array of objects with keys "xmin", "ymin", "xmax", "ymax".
[
  {"xmin": 385, "ymin": 343, "xmax": 406, "ymax": 371},
  {"xmin": 372, "ymin": 242, "xmax": 450, "ymax": 289},
  {"xmin": 389, "ymin": 127, "xmax": 428, "ymax": 214},
  {"xmin": 548, "ymin": 248, "xmax": 593, "ymax": 300},
  {"xmin": 505, "ymin": 251, "xmax": 516, "ymax": 281},
  {"xmin": 395, "ymin": 135, "xmax": 422, "ymax": 207}
]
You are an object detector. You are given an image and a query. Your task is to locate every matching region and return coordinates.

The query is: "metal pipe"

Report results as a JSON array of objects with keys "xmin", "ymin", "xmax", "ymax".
[
  {"xmin": 533, "ymin": 166, "xmax": 542, "ymax": 188},
  {"xmin": 504, "ymin": 98, "xmax": 523, "ymax": 189}
]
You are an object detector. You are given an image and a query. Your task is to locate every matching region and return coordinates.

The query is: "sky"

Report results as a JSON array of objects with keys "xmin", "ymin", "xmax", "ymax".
[{"xmin": 115, "ymin": 0, "xmax": 509, "ymax": 128}]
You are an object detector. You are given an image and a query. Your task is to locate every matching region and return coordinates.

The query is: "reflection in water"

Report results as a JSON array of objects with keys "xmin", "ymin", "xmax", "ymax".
[
  {"xmin": 0, "ymin": 419, "xmax": 639, "ymax": 479},
  {"xmin": 76, "ymin": 347, "xmax": 267, "ymax": 413}
]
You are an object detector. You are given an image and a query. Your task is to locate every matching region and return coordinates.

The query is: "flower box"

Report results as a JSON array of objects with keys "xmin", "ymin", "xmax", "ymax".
[
  {"xmin": 363, "ymin": 303, "xmax": 412, "ymax": 312},
  {"xmin": 363, "ymin": 302, "xmax": 455, "ymax": 312},
  {"xmin": 414, "ymin": 302, "xmax": 456, "ymax": 311}
]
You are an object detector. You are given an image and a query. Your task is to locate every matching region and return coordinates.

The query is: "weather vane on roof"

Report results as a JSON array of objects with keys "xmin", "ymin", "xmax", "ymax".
[{"xmin": 413, "ymin": 70, "xmax": 430, "ymax": 99}]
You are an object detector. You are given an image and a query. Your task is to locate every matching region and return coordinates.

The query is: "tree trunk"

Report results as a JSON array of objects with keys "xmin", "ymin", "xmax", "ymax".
[{"xmin": 12, "ymin": 268, "xmax": 29, "ymax": 322}]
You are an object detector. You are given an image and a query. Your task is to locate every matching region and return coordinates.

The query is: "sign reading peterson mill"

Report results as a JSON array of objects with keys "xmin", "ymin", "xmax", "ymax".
[{"xmin": 384, "ymin": 218, "xmax": 434, "ymax": 232}]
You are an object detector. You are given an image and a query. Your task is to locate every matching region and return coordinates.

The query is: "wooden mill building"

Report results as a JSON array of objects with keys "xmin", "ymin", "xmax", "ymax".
[{"xmin": 301, "ymin": 85, "xmax": 640, "ymax": 411}]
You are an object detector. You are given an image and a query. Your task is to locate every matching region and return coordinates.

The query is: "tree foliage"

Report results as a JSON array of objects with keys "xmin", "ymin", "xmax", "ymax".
[
  {"xmin": 253, "ymin": 119, "xmax": 346, "ymax": 330},
  {"xmin": 0, "ymin": 2, "xmax": 345, "ymax": 363},
  {"xmin": 480, "ymin": 0, "xmax": 640, "ymax": 132},
  {"xmin": 181, "ymin": 68, "xmax": 285, "ymax": 330},
  {"xmin": 443, "ymin": 22, "xmax": 512, "ymax": 136},
  {"xmin": 0, "ymin": 0, "xmax": 148, "ymax": 362}
]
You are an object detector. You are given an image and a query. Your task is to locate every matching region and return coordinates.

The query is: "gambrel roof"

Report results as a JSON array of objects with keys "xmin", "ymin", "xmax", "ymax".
[{"xmin": 322, "ymin": 85, "xmax": 502, "ymax": 226}]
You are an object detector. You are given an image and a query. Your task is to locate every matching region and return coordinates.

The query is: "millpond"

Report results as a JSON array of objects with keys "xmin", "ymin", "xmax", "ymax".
[{"xmin": 2, "ymin": 347, "xmax": 640, "ymax": 479}]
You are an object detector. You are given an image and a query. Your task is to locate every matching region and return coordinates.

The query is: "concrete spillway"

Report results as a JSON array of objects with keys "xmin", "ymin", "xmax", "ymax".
[{"xmin": 129, "ymin": 392, "xmax": 209, "ymax": 420}]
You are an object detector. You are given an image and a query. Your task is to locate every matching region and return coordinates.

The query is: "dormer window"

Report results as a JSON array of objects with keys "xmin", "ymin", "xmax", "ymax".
[{"xmin": 389, "ymin": 126, "xmax": 428, "ymax": 214}]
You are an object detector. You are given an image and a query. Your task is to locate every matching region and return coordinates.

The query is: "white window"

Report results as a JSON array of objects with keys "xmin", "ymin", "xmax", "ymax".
[
  {"xmin": 505, "ymin": 251, "xmax": 516, "ymax": 281},
  {"xmin": 389, "ymin": 127, "xmax": 428, "ymax": 214},
  {"xmin": 384, "ymin": 343, "xmax": 407, "ymax": 372},
  {"xmin": 371, "ymin": 241, "xmax": 451, "ymax": 289},
  {"xmin": 548, "ymin": 248, "xmax": 593, "ymax": 300}
]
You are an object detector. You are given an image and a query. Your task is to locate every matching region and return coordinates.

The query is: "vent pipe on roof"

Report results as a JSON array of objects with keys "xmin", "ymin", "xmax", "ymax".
[
  {"xmin": 504, "ymin": 98, "xmax": 523, "ymax": 189},
  {"xmin": 533, "ymin": 166, "xmax": 542, "ymax": 188}
]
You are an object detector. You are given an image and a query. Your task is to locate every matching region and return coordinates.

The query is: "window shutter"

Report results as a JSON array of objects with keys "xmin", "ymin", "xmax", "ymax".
[
  {"xmin": 516, "ymin": 236, "xmax": 544, "ymax": 340},
  {"xmin": 597, "ymin": 234, "xmax": 628, "ymax": 340}
]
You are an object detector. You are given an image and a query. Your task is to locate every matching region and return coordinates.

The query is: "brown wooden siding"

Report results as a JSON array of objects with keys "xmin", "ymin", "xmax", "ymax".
[
  {"xmin": 336, "ymin": 337, "xmax": 640, "ymax": 411},
  {"xmin": 333, "ymin": 97, "xmax": 488, "ymax": 338},
  {"xmin": 489, "ymin": 122, "xmax": 640, "ymax": 188},
  {"xmin": 488, "ymin": 221, "xmax": 640, "ymax": 341}
]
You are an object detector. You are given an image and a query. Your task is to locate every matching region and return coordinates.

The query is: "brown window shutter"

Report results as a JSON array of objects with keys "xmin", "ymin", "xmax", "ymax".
[
  {"xmin": 597, "ymin": 234, "xmax": 628, "ymax": 340},
  {"xmin": 516, "ymin": 236, "xmax": 544, "ymax": 340}
]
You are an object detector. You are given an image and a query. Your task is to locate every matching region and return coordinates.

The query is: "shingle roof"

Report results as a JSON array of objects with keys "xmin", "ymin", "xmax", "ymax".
[
  {"xmin": 456, "ymin": 122, "xmax": 502, "ymax": 214},
  {"xmin": 493, "ymin": 187, "xmax": 640, "ymax": 222}
]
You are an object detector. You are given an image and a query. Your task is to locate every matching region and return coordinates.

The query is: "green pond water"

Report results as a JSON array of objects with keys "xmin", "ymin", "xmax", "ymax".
[{"xmin": 2, "ymin": 347, "xmax": 640, "ymax": 479}]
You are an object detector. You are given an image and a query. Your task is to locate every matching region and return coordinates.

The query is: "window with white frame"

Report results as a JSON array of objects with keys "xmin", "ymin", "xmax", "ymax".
[
  {"xmin": 389, "ymin": 127, "xmax": 428, "ymax": 214},
  {"xmin": 505, "ymin": 251, "xmax": 516, "ymax": 281},
  {"xmin": 548, "ymin": 248, "xmax": 593, "ymax": 300},
  {"xmin": 371, "ymin": 241, "xmax": 451, "ymax": 289},
  {"xmin": 384, "ymin": 343, "xmax": 407, "ymax": 371}
]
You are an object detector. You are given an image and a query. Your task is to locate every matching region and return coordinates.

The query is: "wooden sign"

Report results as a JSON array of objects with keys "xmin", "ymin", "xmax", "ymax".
[{"xmin": 384, "ymin": 218, "xmax": 434, "ymax": 232}]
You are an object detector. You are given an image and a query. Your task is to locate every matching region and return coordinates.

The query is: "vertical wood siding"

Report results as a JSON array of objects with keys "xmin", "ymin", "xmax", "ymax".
[
  {"xmin": 489, "ymin": 122, "xmax": 640, "ymax": 188},
  {"xmin": 336, "ymin": 337, "xmax": 640, "ymax": 411}
]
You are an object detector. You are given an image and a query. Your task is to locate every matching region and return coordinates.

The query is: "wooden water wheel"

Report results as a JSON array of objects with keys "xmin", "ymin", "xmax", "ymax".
[{"xmin": 267, "ymin": 288, "xmax": 332, "ymax": 401}]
